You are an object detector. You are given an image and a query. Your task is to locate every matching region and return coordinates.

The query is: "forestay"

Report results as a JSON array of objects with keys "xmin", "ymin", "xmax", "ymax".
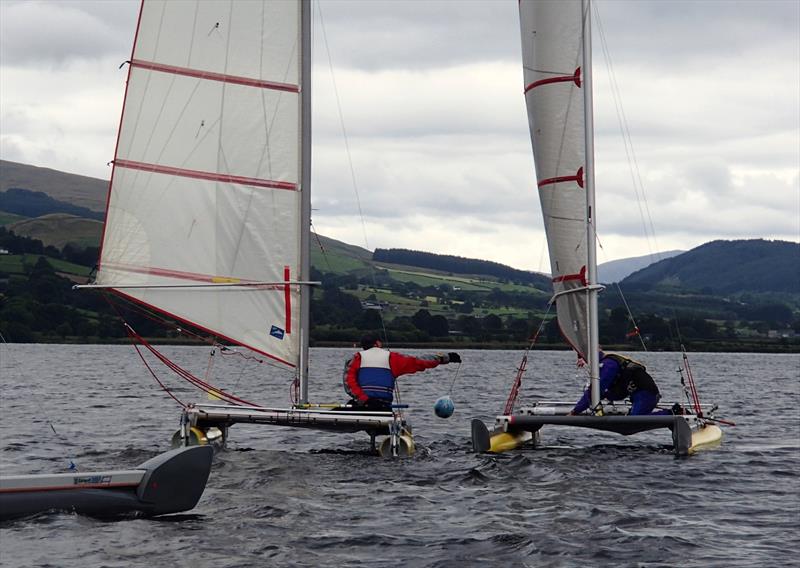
[
  {"xmin": 96, "ymin": 0, "xmax": 304, "ymax": 367},
  {"xmin": 519, "ymin": 0, "xmax": 590, "ymax": 359}
]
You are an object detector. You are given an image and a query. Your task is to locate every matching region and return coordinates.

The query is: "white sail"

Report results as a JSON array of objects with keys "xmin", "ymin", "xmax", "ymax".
[
  {"xmin": 96, "ymin": 0, "xmax": 304, "ymax": 367},
  {"xmin": 519, "ymin": 0, "xmax": 591, "ymax": 360}
]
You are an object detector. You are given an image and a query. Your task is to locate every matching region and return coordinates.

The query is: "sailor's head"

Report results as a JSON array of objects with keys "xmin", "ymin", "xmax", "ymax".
[{"xmin": 360, "ymin": 334, "xmax": 382, "ymax": 350}]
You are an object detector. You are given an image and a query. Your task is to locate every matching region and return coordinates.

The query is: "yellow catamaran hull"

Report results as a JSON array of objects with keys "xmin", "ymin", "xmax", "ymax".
[{"xmin": 473, "ymin": 413, "xmax": 724, "ymax": 456}]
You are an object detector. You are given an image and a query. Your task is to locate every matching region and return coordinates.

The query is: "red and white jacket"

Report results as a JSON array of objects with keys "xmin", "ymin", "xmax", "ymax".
[{"xmin": 343, "ymin": 347, "xmax": 442, "ymax": 403}]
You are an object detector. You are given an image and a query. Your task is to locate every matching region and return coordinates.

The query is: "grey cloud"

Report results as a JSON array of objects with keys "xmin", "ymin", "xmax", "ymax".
[
  {"xmin": 0, "ymin": 0, "xmax": 136, "ymax": 66},
  {"xmin": 314, "ymin": 0, "xmax": 520, "ymax": 71},
  {"xmin": 595, "ymin": 0, "xmax": 798, "ymax": 66}
]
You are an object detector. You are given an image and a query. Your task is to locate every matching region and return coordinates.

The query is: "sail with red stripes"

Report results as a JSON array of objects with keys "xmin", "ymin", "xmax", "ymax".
[
  {"xmin": 519, "ymin": 0, "xmax": 592, "ymax": 359},
  {"xmin": 96, "ymin": 0, "xmax": 305, "ymax": 367}
]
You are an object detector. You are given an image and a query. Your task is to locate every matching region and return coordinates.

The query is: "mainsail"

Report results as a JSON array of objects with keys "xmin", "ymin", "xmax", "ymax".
[
  {"xmin": 96, "ymin": 0, "xmax": 307, "ymax": 368},
  {"xmin": 519, "ymin": 0, "xmax": 596, "ymax": 361}
]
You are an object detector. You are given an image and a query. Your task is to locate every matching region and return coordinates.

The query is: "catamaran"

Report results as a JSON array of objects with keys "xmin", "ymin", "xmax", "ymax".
[
  {"xmin": 471, "ymin": 0, "xmax": 726, "ymax": 456},
  {"xmin": 78, "ymin": 0, "xmax": 412, "ymax": 456}
]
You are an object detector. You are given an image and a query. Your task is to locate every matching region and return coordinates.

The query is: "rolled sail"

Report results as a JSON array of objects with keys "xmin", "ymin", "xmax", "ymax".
[
  {"xmin": 96, "ymin": 0, "xmax": 304, "ymax": 367},
  {"xmin": 519, "ymin": 0, "xmax": 590, "ymax": 359}
]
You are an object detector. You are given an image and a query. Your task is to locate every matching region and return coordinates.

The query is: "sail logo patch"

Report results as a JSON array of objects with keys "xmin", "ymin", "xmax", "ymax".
[{"xmin": 270, "ymin": 325, "xmax": 285, "ymax": 340}]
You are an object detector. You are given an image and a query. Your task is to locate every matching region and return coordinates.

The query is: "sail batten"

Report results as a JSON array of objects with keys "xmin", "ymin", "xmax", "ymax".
[
  {"xmin": 129, "ymin": 59, "xmax": 300, "ymax": 92},
  {"xmin": 97, "ymin": 0, "xmax": 305, "ymax": 367},
  {"xmin": 114, "ymin": 159, "xmax": 298, "ymax": 191}
]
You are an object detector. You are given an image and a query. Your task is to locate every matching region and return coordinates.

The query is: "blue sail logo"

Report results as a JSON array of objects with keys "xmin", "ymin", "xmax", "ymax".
[{"xmin": 269, "ymin": 325, "xmax": 285, "ymax": 340}]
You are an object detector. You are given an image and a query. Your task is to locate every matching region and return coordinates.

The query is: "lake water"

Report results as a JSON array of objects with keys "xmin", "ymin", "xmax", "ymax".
[{"xmin": 1, "ymin": 344, "xmax": 798, "ymax": 567}]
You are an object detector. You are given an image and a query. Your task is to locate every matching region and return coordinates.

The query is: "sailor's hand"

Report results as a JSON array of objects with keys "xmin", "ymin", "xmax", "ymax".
[{"xmin": 447, "ymin": 352, "xmax": 461, "ymax": 364}]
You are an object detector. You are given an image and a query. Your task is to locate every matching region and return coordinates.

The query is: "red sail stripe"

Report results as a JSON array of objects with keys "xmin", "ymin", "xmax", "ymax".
[
  {"xmin": 103, "ymin": 262, "xmax": 284, "ymax": 289},
  {"xmin": 130, "ymin": 59, "xmax": 299, "ymax": 93},
  {"xmin": 284, "ymin": 266, "xmax": 292, "ymax": 334},
  {"xmin": 114, "ymin": 159, "xmax": 298, "ymax": 191},
  {"xmin": 552, "ymin": 265, "xmax": 588, "ymax": 287},
  {"xmin": 538, "ymin": 167, "xmax": 584, "ymax": 189},
  {"xmin": 524, "ymin": 67, "xmax": 581, "ymax": 94}
]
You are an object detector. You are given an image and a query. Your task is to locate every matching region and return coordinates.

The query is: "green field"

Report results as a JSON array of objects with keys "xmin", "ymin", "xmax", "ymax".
[
  {"xmin": 8, "ymin": 214, "xmax": 103, "ymax": 249},
  {"xmin": 0, "ymin": 254, "xmax": 91, "ymax": 277},
  {"xmin": 311, "ymin": 248, "xmax": 371, "ymax": 273},
  {"xmin": 379, "ymin": 265, "xmax": 543, "ymax": 294}
]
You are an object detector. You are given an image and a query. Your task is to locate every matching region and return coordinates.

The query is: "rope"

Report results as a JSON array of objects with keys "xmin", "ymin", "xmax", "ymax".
[
  {"xmin": 447, "ymin": 362, "xmax": 462, "ymax": 397},
  {"xmin": 680, "ymin": 344, "xmax": 704, "ymax": 417},
  {"xmin": 614, "ymin": 283, "xmax": 648, "ymax": 351},
  {"xmin": 126, "ymin": 324, "xmax": 261, "ymax": 407},
  {"xmin": 502, "ymin": 306, "xmax": 553, "ymax": 415},
  {"xmin": 127, "ymin": 325, "xmax": 186, "ymax": 408}
]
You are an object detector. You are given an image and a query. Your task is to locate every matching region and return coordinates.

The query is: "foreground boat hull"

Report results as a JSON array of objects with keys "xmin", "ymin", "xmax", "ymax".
[{"xmin": 0, "ymin": 446, "xmax": 213, "ymax": 521}]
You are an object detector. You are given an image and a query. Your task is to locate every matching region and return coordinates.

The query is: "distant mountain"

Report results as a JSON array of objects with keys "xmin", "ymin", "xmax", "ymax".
[
  {"xmin": 0, "ymin": 188, "xmax": 105, "ymax": 221},
  {"xmin": 0, "ymin": 160, "xmax": 107, "ymax": 212},
  {"xmin": 8, "ymin": 214, "xmax": 103, "ymax": 249},
  {"xmin": 621, "ymin": 239, "xmax": 800, "ymax": 294},
  {"xmin": 598, "ymin": 250, "xmax": 683, "ymax": 283}
]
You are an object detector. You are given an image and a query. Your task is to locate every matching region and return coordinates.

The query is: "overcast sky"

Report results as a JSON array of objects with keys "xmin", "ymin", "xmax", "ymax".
[{"xmin": 1, "ymin": 0, "xmax": 798, "ymax": 272}]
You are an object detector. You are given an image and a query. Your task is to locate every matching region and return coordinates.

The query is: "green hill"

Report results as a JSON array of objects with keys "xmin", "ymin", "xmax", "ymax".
[
  {"xmin": 0, "ymin": 162, "xmax": 797, "ymax": 350},
  {"xmin": 621, "ymin": 239, "xmax": 800, "ymax": 294},
  {"xmin": 373, "ymin": 248, "xmax": 551, "ymax": 290},
  {"xmin": 8, "ymin": 214, "xmax": 104, "ymax": 249}
]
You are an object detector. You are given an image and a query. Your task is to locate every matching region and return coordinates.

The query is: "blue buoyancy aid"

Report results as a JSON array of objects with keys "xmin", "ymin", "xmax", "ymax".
[{"xmin": 357, "ymin": 348, "xmax": 395, "ymax": 401}]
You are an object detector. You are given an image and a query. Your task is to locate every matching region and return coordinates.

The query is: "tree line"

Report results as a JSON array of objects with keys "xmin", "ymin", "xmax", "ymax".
[
  {"xmin": 373, "ymin": 248, "xmax": 550, "ymax": 289},
  {"xmin": 1, "ymin": 229, "xmax": 797, "ymax": 352}
]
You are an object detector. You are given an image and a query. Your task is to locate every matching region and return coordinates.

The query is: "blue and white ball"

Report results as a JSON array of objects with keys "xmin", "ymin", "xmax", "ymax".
[{"xmin": 434, "ymin": 396, "xmax": 455, "ymax": 419}]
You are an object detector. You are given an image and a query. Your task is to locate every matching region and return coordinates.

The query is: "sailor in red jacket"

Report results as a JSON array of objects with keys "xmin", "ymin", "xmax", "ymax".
[{"xmin": 343, "ymin": 334, "xmax": 461, "ymax": 410}]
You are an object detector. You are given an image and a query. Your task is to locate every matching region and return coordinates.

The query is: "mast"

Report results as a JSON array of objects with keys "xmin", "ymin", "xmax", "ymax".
[
  {"xmin": 582, "ymin": 0, "xmax": 601, "ymax": 407},
  {"xmin": 299, "ymin": 0, "xmax": 312, "ymax": 405}
]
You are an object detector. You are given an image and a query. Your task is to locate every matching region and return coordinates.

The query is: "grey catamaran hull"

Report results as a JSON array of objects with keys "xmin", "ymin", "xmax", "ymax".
[{"xmin": 0, "ymin": 446, "xmax": 213, "ymax": 521}]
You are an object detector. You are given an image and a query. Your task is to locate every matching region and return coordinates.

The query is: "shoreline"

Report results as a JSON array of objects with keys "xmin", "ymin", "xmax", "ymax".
[{"xmin": 5, "ymin": 337, "xmax": 799, "ymax": 354}]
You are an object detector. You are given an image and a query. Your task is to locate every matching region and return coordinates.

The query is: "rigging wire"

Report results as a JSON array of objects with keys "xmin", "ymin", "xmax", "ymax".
[
  {"xmin": 0, "ymin": 331, "xmax": 76, "ymax": 469},
  {"xmin": 315, "ymin": 0, "xmax": 389, "ymax": 346},
  {"xmin": 503, "ymin": 304, "xmax": 553, "ymax": 414},
  {"xmin": 614, "ymin": 282, "xmax": 648, "ymax": 351},
  {"xmin": 595, "ymin": 3, "xmax": 692, "ymax": 356},
  {"xmin": 102, "ymin": 293, "xmax": 277, "ymax": 407},
  {"xmin": 593, "ymin": 2, "xmax": 661, "ymax": 259},
  {"xmin": 311, "ymin": 221, "xmax": 335, "ymax": 273}
]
